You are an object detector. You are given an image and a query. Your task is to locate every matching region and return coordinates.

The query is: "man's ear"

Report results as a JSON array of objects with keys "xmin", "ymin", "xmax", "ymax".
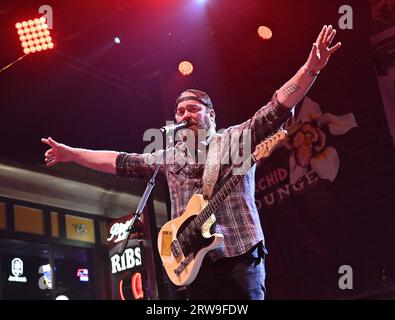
[{"xmin": 209, "ymin": 109, "xmax": 216, "ymax": 121}]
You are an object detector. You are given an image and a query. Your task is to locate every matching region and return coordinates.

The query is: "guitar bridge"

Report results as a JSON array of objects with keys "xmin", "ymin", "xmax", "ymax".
[{"xmin": 174, "ymin": 252, "xmax": 194, "ymax": 276}]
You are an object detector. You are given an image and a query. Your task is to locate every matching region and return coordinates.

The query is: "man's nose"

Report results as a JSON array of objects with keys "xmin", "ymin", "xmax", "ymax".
[{"xmin": 180, "ymin": 111, "xmax": 191, "ymax": 121}]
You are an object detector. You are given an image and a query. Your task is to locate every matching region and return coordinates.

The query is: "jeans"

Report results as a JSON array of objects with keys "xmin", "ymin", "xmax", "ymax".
[{"xmin": 186, "ymin": 242, "xmax": 266, "ymax": 300}]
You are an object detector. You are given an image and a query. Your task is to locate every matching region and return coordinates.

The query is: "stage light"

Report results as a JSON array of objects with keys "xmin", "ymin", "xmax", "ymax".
[
  {"xmin": 114, "ymin": 37, "xmax": 121, "ymax": 44},
  {"xmin": 15, "ymin": 17, "xmax": 54, "ymax": 54},
  {"xmin": 178, "ymin": 60, "xmax": 193, "ymax": 76},
  {"xmin": 258, "ymin": 25, "xmax": 273, "ymax": 40}
]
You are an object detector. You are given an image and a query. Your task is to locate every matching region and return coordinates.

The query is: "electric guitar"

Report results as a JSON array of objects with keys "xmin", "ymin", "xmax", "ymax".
[{"xmin": 157, "ymin": 130, "xmax": 287, "ymax": 286}]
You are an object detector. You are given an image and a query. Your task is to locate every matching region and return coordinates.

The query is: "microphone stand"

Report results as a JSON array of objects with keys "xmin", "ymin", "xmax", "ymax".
[{"xmin": 117, "ymin": 133, "xmax": 171, "ymax": 256}]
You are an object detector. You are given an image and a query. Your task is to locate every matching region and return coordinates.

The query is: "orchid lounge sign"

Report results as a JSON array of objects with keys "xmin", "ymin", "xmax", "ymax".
[{"xmin": 255, "ymin": 97, "xmax": 358, "ymax": 210}]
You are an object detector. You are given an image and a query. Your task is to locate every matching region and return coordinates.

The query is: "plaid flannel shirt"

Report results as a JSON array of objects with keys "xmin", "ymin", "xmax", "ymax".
[{"xmin": 116, "ymin": 92, "xmax": 292, "ymax": 261}]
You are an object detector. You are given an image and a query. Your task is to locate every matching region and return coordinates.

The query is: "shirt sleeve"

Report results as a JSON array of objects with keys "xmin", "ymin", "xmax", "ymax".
[
  {"xmin": 116, "ymin": 150, "xmax": 165, "ymax": 181},
  {"xmin": 229, "ymin": 91, "xmax": 292, "ymax": 149}
]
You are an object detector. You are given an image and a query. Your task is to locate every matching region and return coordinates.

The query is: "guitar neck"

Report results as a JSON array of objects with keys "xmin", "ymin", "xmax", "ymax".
[{"xmin": 195, "ymin": 155, "xmax": 257, "ymax": 228}]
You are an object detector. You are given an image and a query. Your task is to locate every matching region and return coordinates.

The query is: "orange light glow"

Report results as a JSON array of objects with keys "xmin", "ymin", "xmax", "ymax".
[
  {"xmin": 178, "ymin": 60, "xmax": 193, "ymax": 76},
  {"xmin": 257, "ymin": 25, "xmax": 273, "ymax": 40}
]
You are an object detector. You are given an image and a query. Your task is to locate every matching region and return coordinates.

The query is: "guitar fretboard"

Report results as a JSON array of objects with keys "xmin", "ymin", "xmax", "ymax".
[{"xmin": 194, "ymin": 156, "xmax": 257, "ymax": 229}]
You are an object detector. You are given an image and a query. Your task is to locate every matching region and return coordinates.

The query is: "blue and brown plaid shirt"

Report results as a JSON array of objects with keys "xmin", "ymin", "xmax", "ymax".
[{"xmin": 116, "ymin": 92, "xmax": 292, "ymax": 261}]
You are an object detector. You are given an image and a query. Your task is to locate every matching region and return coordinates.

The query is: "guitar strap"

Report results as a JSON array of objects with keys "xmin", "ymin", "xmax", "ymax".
[{"xmin": 202, "ymin": 133, "xmax": 224, "ymax": 200}]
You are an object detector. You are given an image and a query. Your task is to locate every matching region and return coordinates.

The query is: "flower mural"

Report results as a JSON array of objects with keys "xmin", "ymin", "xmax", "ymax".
[{"xmin": 284, "ymin": 97, "xmax": 358, "ymax": 185}]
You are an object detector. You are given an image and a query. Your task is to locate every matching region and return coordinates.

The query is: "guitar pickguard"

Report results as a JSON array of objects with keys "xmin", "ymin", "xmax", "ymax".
[{"xmin": 177, "ymin": 215, "xmax": 215, "ymax": 257}]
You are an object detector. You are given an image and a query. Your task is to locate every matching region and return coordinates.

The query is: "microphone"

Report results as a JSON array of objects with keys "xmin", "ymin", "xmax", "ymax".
[{"xmin": 160, "ymin": 121, "xmax": 189, "ymax": 134}]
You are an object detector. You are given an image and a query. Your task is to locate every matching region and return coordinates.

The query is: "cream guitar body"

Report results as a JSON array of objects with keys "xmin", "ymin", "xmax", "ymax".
[{"xmin": 157, "ymin": 194, "xmax": 224, "ymax": 286}]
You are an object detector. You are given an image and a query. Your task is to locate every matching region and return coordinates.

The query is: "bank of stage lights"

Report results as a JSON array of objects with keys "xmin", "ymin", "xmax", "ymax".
[{"xmin": 15, "ymin": 17, "xmax": 54, "ymax": 55}]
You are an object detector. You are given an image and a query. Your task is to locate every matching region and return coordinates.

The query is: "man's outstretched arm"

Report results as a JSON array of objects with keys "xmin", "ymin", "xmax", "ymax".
[
  {"xmin": 277, "ymin": 25, "xmax": 342, "ymax": 109},
  {"xmin": 41, "ymin": 137, "xmax": 118, "ymax": 174}
]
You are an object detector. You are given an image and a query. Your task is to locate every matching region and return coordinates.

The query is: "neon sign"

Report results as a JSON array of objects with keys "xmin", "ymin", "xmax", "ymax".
[
  {"xmin": 8, "ymin": 258, "xmax": 27, "ymax": 283},
  {"xmin": 38, "ymin": 264, "xmax": 53, "ymax": 289},
  {"xmin": 76, "ymin": 268, "xmax": 89, "ymax": 282},
  {"xmin": 110, "ymin": 247, "xmax": 142, "ymax": 274}
]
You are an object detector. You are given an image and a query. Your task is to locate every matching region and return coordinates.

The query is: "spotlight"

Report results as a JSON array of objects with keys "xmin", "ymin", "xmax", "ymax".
[
  {"xmin": 114, "ymin": 37, "xmax": 121, "ymax": 44},
  {"xmin": 178, "ymin": 60, "xmax": 194, "ymax": 76},
  {"xmin": 257, "ymin": 26, "xmax": 273, "ymax": 40}
]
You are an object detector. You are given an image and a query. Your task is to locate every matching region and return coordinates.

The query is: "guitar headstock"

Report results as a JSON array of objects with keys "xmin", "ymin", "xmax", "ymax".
[{"xmin": 252, "ymin": 129, "xmax": 288, "ymax": 161}]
